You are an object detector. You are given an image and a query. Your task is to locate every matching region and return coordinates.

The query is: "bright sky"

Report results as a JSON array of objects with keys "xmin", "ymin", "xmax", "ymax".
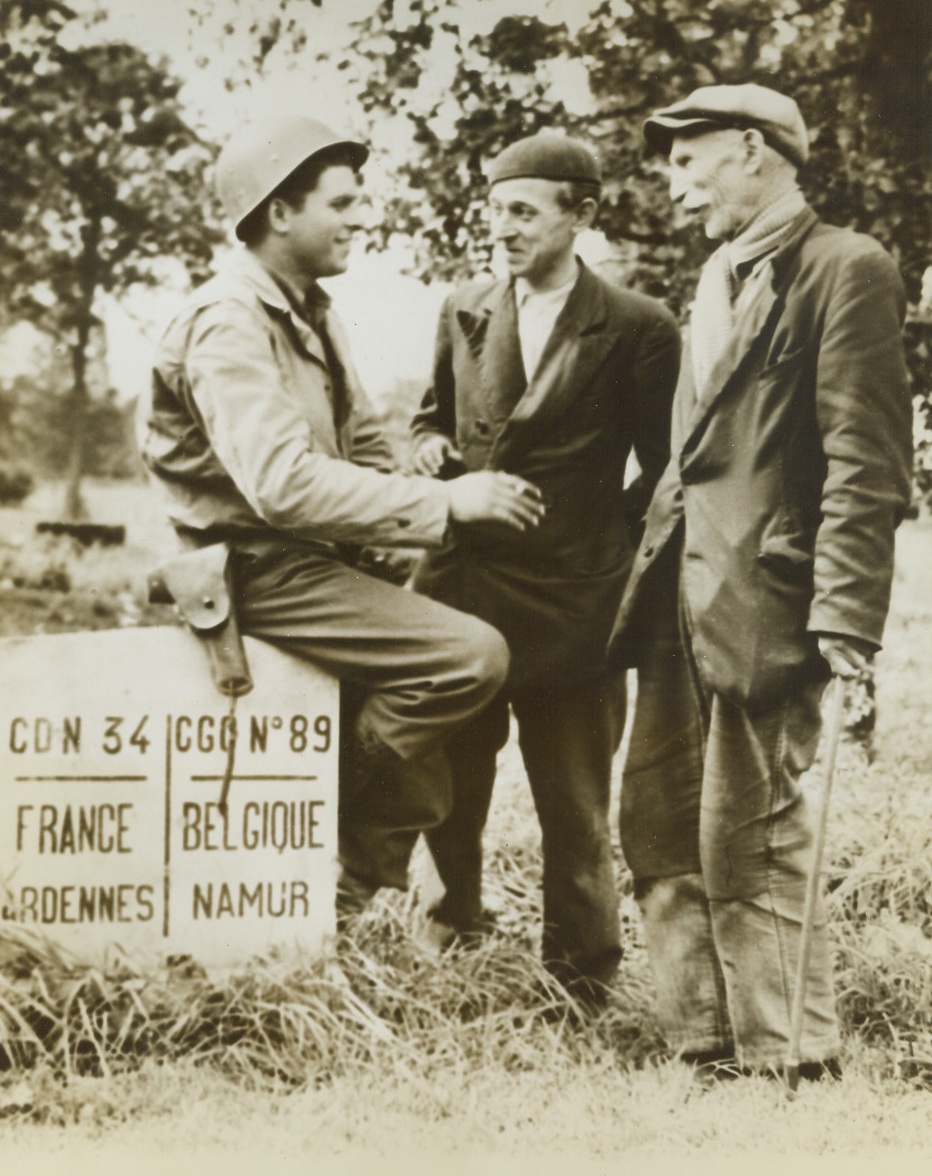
[{"xmin": 63, "ymin": 2, "xmax": 602, "ymax": 404}]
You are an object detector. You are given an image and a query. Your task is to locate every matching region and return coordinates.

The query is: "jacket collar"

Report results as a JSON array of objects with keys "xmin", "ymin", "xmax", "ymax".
[
  {"xmin": 460, "ymin": 261, "xmax": 622, "ymax": 467},
  {"xmin": 510, "ymin": 259, "xmax": 615, "ymax": 427},
  {"xmin": 218, "ymin": 247, "xmax": 330, "ymax": 367},
  {"xmin": 463, "ymin": 258, "xmax": 608, "ymax": 336}
]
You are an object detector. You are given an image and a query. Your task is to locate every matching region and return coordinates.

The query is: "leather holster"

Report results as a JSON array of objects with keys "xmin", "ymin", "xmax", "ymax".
[{"xmin": 147, "ymin": 542, "xmax": 253, "ymax": 697}]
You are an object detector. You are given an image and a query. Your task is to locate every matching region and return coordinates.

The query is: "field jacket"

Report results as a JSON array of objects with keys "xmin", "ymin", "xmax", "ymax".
[
  {"xmin": 142, "ymin": 248, "xmax": 451, "ymax": 551},
  {"xmin": 608, "ymin": 208, "xmax": 914, "ymax": 709}
]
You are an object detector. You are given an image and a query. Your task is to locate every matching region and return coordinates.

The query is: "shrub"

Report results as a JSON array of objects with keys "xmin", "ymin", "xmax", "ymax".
[{"xmin": 0, "ymin": 462, "xmax": 34, "ymax": 506}]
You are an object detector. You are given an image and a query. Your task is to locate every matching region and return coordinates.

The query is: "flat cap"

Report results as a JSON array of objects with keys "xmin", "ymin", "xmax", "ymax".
[
  {"xmin": 643, "ymin": 84, "xmax": 809, "ymax": 168},
  {"xmin": 486, "ymin": 131, "xmax": 601, "ymax": 187}
]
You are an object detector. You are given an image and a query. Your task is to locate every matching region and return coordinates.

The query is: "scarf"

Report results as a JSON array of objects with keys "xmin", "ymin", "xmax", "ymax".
[{"xmin": 690, "ymin": 186, "xmax": 807, "ymax": 400}]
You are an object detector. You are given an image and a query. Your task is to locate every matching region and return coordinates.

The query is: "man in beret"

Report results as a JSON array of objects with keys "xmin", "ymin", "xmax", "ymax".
[
  {"xmin": 609, "ymin": 84, "xmax": 913, "ymax": 1074},
  {"xmin": 410, "ymin": 131, "xmax": 680, "ymax": 1003},
  {"xmin": 142, "ymin": 112, "xmax": 547, "ymax": 928}
]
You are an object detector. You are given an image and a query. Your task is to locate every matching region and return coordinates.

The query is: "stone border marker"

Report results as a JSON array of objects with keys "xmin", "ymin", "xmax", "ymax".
[{"xmin": 0, "ymin": 628, "xmax": 339, "ymax": 968}]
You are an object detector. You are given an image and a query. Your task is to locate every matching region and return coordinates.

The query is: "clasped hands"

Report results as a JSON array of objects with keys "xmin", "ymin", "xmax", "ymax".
[{"xmin": 414, "ymin": 435, "xmax": 545, "ymax": 532}]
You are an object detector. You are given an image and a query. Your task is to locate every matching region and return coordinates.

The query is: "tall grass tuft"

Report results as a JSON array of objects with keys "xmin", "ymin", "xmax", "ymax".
[
  {"xmin": 0, "ymin": 886, "xmax": 664, "ymax": 1106},
  {"xmin": 828, "ymin": 779, "xmax": 932, "ymax": 1069},
  {"xmin": 2, "ymin": 752, "xmax": 931, "ymax": 1106}
]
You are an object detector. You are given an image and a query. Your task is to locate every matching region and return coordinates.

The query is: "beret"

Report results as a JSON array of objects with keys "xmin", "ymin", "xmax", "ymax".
[
  {"xmin": 643, "ymin": 83, "xmax": 809, "ymax": 168},
  {"xmin": 486, "ymin": 131, "xmax": 601, "ymax": 186}
]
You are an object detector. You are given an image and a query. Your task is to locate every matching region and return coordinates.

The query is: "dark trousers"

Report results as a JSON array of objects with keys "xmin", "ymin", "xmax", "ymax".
[
  {"xmin": 427, "ymin": 673, "xmax": 626, "ymax": 989},
  {"xmin": 232, "ymin": 541, "xmax": 510, "ymax": 890}
]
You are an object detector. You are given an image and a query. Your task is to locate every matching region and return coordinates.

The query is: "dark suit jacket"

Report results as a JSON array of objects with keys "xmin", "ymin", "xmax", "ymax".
[
  {"xmin": 412, "ymin": 261, "xmax": 681, "ymax": 688},
  {"xmin": 608, "ymin": 208, "xmax": 913, "ymax": 710}
]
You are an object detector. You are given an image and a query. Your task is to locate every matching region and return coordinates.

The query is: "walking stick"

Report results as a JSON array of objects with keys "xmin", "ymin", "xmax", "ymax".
[{"xmin": 785, "ymin": 673, "xmax": 847, "ymax": 1093}]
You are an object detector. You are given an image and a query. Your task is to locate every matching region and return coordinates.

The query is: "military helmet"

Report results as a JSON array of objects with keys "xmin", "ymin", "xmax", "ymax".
[{"xmin": 216, "ymin": 114, "xmax": 369, "ymax": 238}]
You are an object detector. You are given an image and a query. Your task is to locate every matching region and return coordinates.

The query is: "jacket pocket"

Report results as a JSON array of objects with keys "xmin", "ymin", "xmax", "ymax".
[
  {"xmin": 758, "ymin": 346, "xmax": 806, "ymax": 381},
  {"xmin": 756, "ymin": 529, "xmax": 814, "ymax": 583}
]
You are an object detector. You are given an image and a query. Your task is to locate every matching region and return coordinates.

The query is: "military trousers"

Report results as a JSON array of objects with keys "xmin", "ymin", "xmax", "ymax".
[
  {"xmin": 620, "ymin": 556, "xmax": 842, "ymax": 1068},
  {"xmin": 231, "ymin": 540, "xmax": 510, "ymax": 892},
  {"xmin": 427, "ymin": 673, "xmax": 626, "ymax": 993}
]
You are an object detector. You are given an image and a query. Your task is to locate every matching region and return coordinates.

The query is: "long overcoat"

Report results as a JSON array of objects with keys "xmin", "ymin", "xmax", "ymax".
[
  {"xmin": 608, "ymin": 208, "xmax": 913, "ymax": 709},
  {"xmin": 412, "ymin": 261, "xmax": 680, "ymax": 688}
]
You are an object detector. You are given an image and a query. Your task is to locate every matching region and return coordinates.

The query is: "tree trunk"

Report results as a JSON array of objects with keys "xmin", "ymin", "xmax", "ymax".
[
  {"xmin": 62, "ymin": 336, "xmax": 89, "ymax": 521},
  {"xmin": 61, "ymin": 214, "xmax": 101, "ymax": 522},
  {"xmin": 863, "ymin": 0, "xmax": 932, "ymax": 160}
]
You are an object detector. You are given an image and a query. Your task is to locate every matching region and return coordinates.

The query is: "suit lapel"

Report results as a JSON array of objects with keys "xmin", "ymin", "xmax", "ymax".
[
  {"xmin": 456, "ymin": 305, "xmax": 491, "ymax": 362},
  {"xmin": 455, "ymin": 282, "xmax": 526, "ymax": 426},
  {"xmin": 288, "ymin": 316, "xmax": 329, "ymax": 368},
  {"xmin": 680, "ymin": 208, "xmax": 820, "ymax": 448},
  {"xmin": 681, "ymin": 274, "xmax": 781, "ymax": 439},
  {"xmin": 481, "ymin": 285, "xmax": 528, "ymax": 424},
  {"xmin": 491, "ymin": 265, "xmax": 619, "ymax": 466}
]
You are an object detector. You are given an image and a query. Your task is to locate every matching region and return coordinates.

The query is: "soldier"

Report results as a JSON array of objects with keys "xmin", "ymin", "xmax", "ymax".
[
  {"xmin": 141, "ymin": 113, "xmax": 545, "ymax": 925},
  {"xmin": 410, "ymin": 131, "xmax": 680, "ymax": 1002},
  {"xmin": 609, "ymin": 84, "xmax": 913, "ymax": 1075}
]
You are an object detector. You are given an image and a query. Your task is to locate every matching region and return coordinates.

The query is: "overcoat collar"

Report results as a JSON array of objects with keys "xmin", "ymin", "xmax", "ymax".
[
  {"xmin": 219, "ymin": 247, "xmax": 331, "ymax": 369},
  {"xmin": 681, "ymin": 207, "xmax": 819, "ymax": 443},
  {"xmin": 456, "ymin": 261, "xmax": 621, "ymax": 466}
]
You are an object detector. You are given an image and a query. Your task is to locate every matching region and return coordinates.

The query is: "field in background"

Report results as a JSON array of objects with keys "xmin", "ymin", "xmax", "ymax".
[
  {"xmin": 0, "ymin": 482, "xmax": 930, "ymax": 1167},
  {"xmin": 0, "ymin": 478, "xmax": 176, "ymax": 637}
]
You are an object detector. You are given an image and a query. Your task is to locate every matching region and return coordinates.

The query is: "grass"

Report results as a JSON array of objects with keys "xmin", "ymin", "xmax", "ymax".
[{"xmin": 1, "ymin": 482, "xmax": 931, "ymax": 1165}]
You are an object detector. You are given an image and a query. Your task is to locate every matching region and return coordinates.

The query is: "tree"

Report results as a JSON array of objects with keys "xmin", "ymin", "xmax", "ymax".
[{"xmin": 0, "ymin": 0, "xmax": 225, "ymax": 518}]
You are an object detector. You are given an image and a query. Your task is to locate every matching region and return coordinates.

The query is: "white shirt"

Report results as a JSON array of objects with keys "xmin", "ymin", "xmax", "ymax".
[{"xmin": 514, "ymin": 270, "xmax": 578, "ymax": 380}]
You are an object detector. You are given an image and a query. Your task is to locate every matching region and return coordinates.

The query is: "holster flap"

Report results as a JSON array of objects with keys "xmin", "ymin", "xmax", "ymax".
[{"xmin": 147, "ymin": 544, "xmax": 232, "ymax": 634}]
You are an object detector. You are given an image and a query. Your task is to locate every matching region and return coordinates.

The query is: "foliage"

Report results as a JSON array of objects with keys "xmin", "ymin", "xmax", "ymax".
[
  {"xmin": 0, "ymin": 872, "xmax": 661, "ymax": 1086},
  {"xmin": 828, "ymin": 791, "xmax": 932, "ymax": 1051},
  {"xmin": 0, "ymin": 0, "xmax": 224, "ymax": 516}
]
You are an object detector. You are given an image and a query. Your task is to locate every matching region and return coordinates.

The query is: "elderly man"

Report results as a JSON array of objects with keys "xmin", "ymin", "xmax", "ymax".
[
  {"xmin": 141, "ymin": 113, "xmax": 545, "ymax": 924},
  {"xmin": 609, "ymin": 85, "xmax": 913, "ymax": 1074},
  {"xmin": 410, "ymin": 131, "xmax": 680, "ymax": 1002}
]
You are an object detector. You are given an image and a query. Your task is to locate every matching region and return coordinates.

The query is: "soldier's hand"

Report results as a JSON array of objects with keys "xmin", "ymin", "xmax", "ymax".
[
  {"xmin": 412, "ymin": 434, "xmax": 463, "ymax": 476},
  {"xmin": 817, "ymin": 633, "xmax": 874, "ymax": 679},
  {"xmin": 448, "ymin": 471, "xmax": 545, "ymax": 531}
]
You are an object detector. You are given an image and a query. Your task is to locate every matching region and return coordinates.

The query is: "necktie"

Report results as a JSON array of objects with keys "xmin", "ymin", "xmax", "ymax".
[{"xmin": 305, "ymin": 297, "xmax": 350, "ymax": 433}]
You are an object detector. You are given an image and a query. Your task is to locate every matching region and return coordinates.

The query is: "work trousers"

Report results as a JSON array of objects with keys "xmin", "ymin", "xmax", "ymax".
[
  {"xmin": 231, "ymin": 541, "xmax": 510, "ymax": 891},
  {"xmin": 427, "ymin": 673, "xmax": 626, "ymax": 992},
  {"xmin": 620, "ymin": 559, "xmax": 841, "ymax": 1067}
]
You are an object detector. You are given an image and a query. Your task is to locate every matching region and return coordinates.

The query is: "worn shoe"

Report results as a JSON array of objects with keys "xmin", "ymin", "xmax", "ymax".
[
  {"xmin": 782, "ymin": 1057, "xmax": 843, "ymax": 1083},
  {"xmin": 413, "ymin": 908, "xmax": 499, "ymax": 955},
  {"xmin": 680, "ymin": 1049, "xmax": 742, "ymax": 1083},
  {"xmin": 683, "ymin": 1051, "xmax": 843, "ymax": 1084},
  {"xmin": 335, "ymin": 868, "xmax": 379, "ymax": 932}
]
